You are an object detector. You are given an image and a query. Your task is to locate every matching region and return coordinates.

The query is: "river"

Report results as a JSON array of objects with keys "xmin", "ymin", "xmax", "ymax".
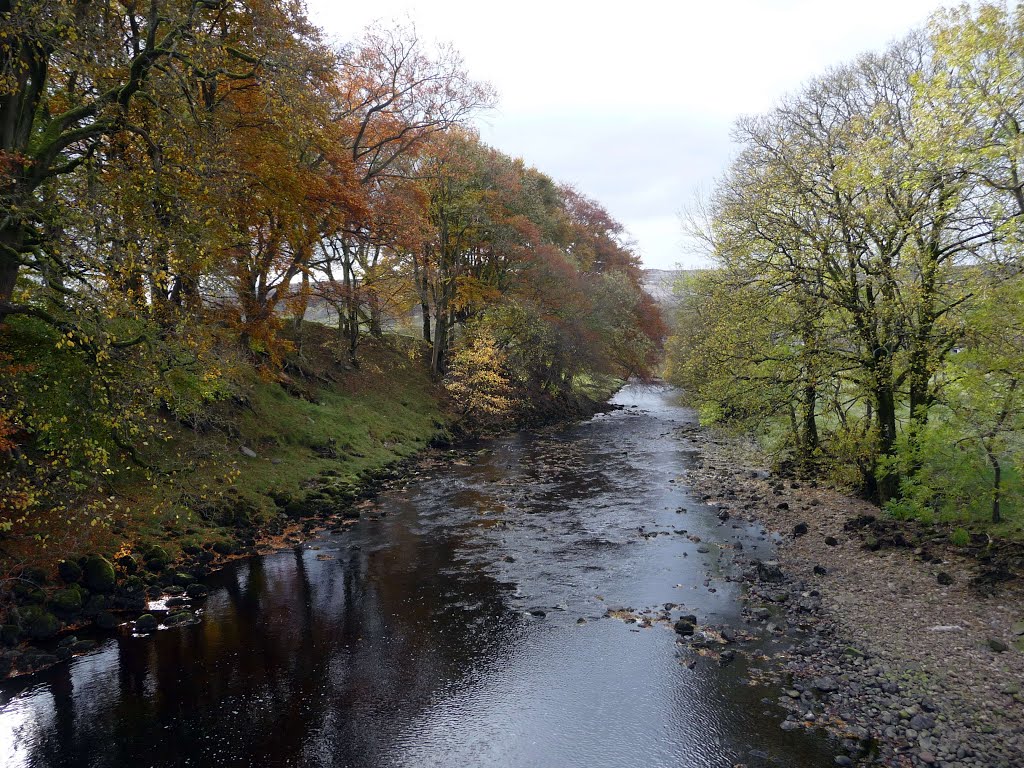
[{"xmin": 0, "ymin": 383, "xmax": 837, "ymax": 767}]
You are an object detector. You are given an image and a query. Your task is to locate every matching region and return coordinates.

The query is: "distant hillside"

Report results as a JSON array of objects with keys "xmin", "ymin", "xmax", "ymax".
[{"xmin": 641, "ymin": 269, "xmax": 698, "ymax": 308}]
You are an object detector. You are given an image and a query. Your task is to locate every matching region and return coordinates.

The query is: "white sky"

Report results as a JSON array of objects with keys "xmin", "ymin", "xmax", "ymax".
[{"xmin": 306, "ymin": 0, "xmax": 969, "ymax": 269}]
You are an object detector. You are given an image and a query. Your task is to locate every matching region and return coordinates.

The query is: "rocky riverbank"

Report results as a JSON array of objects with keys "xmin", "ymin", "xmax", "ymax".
[{"xmin": 677, "ymin": 423, "xmax": 1024, "ymax": 768}]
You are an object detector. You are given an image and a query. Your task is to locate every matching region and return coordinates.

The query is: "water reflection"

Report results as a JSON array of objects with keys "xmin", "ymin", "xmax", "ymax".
[{"xmin": 0, "ymin": 384, "xmax": 836, "ymax": 767}]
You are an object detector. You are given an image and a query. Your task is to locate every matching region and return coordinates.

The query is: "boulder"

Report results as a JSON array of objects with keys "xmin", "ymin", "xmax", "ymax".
[
  {"xmin": 674, "ymin": 620, "xmax": 696, "ymax": 636},
  {"xmin": 142, "ymin": 545, "xmax": 172, "ymax": 573},
  {"xmin": 82, "ymin": 555, "xmax": 116, "ymax": 593},
  {"xmin": 50, "ymin": 587, "xmax": 84, "ymax": 617},
  {"xmin": 21, "ymin": 606, "xmax": 60, "ymax": 640},
  {"xmin": 755, "ymin": 560, "xmax": 786, "ymax": 583},
  {"xmin": 134, "ymin": 614, "xmax": 159, "ymax": 633},
  {"xmin": 57, "ymin": 560, "xmax": 83, "ymax": 584}
]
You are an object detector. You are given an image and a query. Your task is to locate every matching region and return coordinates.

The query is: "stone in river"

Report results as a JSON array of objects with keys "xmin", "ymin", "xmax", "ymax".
[{"xmin": 674, "ymin": 620, "xmax": 695, "ymax": 636}]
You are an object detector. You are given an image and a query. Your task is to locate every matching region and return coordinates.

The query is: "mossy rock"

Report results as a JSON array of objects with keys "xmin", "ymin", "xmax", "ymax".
[
  {"xmin": 135, "ymin": 614, "xmax": 158, "ymax": 632},
  {"xmin": 57, "ymin": 560, "xmax": 83, "ymax": 584},
  {"xmin": 211, "ymin": 540, "xmax": 239, "ymax": 556},
  {"xmin": 120, "ymin": 575, "xmax": 146, "ymax": 595},
  {"xmin": 83, "ymin": 555, "xmax": 116, "ymax": 593},
  {"xmin": 115, "ymin": 554, "xmax": 138, "ymax": 575},
  {"xmin": 165, "ymin": 610, "xmax": 194, "ymax": 626},
  {"xmin": 171, "ymin": 572, "xmax": 195, "ymax": 587},
  {"xmin": 21, "ymin": 606, "xmax": 60, "ymax": 640},
  {"xmin": 12, "ymin": 582, "xmax": 46, "ymax": 604},
  {"xmin": 94, "ymin": 611, "xmax": 119, "ymax": 630},
  {"xmin": 50, "ymin": 587, "xmax": 84, "ymax": 616},
  {"xmin": 141, "ymin": 545, "xmax": 172, "ymax": 573},
  {"xmin": 83, "ymin": 594, "xmax": 111, "ymax": 616}
]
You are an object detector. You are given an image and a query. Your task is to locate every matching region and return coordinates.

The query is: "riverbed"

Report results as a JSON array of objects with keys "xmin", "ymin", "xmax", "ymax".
[{"xmin": 0, "ymin": 384, "xmax": 837, "ymax": 767}]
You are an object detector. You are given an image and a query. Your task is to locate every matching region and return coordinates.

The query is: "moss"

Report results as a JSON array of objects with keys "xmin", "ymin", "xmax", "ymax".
[
  {"xmin": 82, "ymin": 555, "xmax": 116, "ymax": 593},
  {"xmin": 50, "ymin": 587, "xmax": 84, "ymax": 616},
  {"xmin": 20, "ymin": 606, "xmax": 60, "ymax": 640}
]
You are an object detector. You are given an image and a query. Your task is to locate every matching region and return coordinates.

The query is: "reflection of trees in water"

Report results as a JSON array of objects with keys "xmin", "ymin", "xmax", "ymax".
[{"xmin": 8, "ymin": 511, "xmax": 519, "ymax": 767}]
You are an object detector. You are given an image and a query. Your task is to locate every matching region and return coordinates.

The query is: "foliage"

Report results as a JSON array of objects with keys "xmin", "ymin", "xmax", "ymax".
[
  {"xmin": 667, "ymin": 2, "xmax": 1024, "ymax": 531},
  {"xmin": 0, "ymin": 2, "xmax": 664, "ymax": 575}
]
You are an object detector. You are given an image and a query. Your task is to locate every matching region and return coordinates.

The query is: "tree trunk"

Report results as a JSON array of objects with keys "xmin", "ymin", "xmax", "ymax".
[
  {"xmin": 799, "ymin": 382, "xmax": 819, "ymax": 465},
  {"xmin": 431, "ymin": 309, "xmax": 448, "ymax": 375},
  {"xmin": 875, "ymin": 383, "xmax": 899, "ymax": 505},
  {"xmin": 986, "ymin": 444, "xmax": 1002, "ymax": 524},
  {"xmin": 0, "ymin": 224, "xmax": 24, "ymax": 320},
  {"xmin": 421, "ymin": 301, "xmax": 432, "ymax": 343}
]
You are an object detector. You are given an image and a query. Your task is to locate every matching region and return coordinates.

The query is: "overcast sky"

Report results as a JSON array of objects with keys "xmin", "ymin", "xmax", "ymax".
[{"xmin": 306, "ymin": 0, "xmax": 969, "ymax": 269}]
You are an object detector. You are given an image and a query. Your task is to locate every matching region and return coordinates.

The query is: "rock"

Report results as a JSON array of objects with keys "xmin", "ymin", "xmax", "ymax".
[
  {"xmin": 82, "ymin": 555, "xmax": 116, "ymax": 593},
  {"xmin": 918, "ymin": 751, "xmax": 936, "ymax": 764},
  {"xmin": 696, "ymin": 545, "xmax": 710, "ymax": 554},
  {"xmin": 911, "ymin": 714, "xmax": 936, "ymax": 731},
  {"xmin": 142, "ymin": 545, "xmax": 172, "ymax": 572},
  {"xmin": 135, "ymin": 614, "xmax": 159, "ymax": 633},
  {"xmin": 813, "ymin": 676, "xmax": 840, "ymax": 693},
  {"xmin": 755, "ymin": 560, "xmax": 785, "ymax": 583},
  {"xmin": 57, "ymin": 560, "xmax": 83, "ymax": 584},
  {"xmin": 793, "ymin": 522, "xmax": 809, "ymax": 537},
  {"xmin": 50, "ymin": 587, "xmax": 84, "ymax": 616},
  {"xmin": 674, "ymin": 620, "xmax": 696, "ymax": 636},
  {"xmin": 988, "ymin": 637, "xmax": 1009, "ymax": 653},
  {"xmin": 165, "ymin": 610, "xmax": 194, "ymax": 626},
  {"xmin": 95, "ymin": 611, "xmax": 119, "ymax": 630},
  {"xmin": 824, "ymin": 536, "xmax": 839, "ymax": 546},
  {"xmin": 120, "ymin": 575, "xmax": 146, "ymax": 595},
  {"xmin": 185, "ymin": 584, "xmax": 209, "ymax": 598},
  {"xmin": 1011, "ymin": 621, "xmax": 1024, "ymax": 636},
  {"xmin": 813, "ymin": 565, "xmax": 828, "ymax": 576},
  {"xmin": 937, "ymin": 571, "xmax": 953, "ymax": 586},
  {"xmin": 240, "ymin": 446, "xmax": 258, "ymax": 458},
  {"xmin": 22, "ymin": 607, "xmax": 60, "ymax": 640},
  {"xmin": 115, "ymin": 554, "xmax": 138, "ymax": 575},
  {"xmin": 777, "ymin": 502, "xmax": 790, "ymax": 510},
  {"xmin": 70, "ymin": 640, "xmax": 97, "ymax": 653},
  {"xmin": 834, "ymin": 757, "xmax": 853, "ymax": 767}
]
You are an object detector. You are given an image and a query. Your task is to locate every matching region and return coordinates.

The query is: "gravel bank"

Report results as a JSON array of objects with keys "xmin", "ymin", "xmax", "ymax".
[{"xmin": 678, "ymin": 423, "xmax": 1024, "ymax": 768}]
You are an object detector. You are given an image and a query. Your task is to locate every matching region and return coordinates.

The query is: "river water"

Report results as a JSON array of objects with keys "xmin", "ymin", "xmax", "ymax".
[{"xmin": 0, "ymin": 384, "xmax": 837, "ymax": 767}]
